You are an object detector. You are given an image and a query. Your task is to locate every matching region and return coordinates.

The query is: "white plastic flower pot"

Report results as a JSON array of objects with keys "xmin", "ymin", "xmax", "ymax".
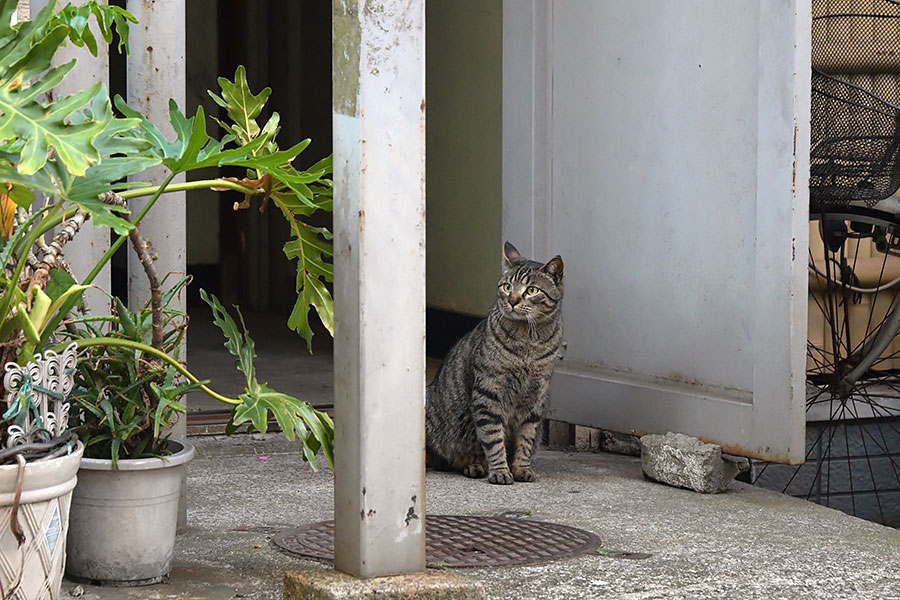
[
  {"xmin": 65, "ymin": 439, "xmax": 194, "ymax": 585},
  {"xmin": 0, "ymin": 441, "xmax": 84, "ymax": 600}
]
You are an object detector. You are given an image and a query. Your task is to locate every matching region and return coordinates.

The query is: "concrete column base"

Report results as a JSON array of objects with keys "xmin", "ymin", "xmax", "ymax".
[{"xmin": 283, "ymin": 569, "xmax": 485, "ymax": 600}]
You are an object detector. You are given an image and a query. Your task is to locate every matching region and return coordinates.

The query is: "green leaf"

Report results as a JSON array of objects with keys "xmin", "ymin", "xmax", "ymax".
[
  {"xmin": 275, "ymin": 198, "xmax": 334, "ymax": 351},
  {"xmin": 88, "ymin": 3, "xmax": 137, "ymax": 53},
  {"xmin": 0, "ymin": 1, "xmax": 136, "ymax": 178},
  {"xmin": 7, "ymin": 183, "xmax": 32, "ymax": 209},
  {"xmin": 305, "ymin": 275, "xmax": 334, "ymax": 336},
  {"xmin": 209, "ymin": 65, "xmax": 272, "ymax": 144},
  {"xmin": 0, "ymin": 78, "xmax": 106, "ymax": 176},
  {"xmin": 114, "ymin": 297, "xmax": 138, "ymax": 340},
  {"xmin": 199, "ymin": 288, "xmax": 255, "ymax": 385},
  {"xmin": 231, "ymin": 386, "xmax": 333, "ymax": 471},
  {"xmin": 114, "ymin": 95, "xmax": 241, "ymax": 175},
  {"xmin": 160, "ymin": 276, "xmax": 191, "ymax": 309},
  {"xmin": 167, "ymin": 100, "xmax": 209, "ymax": 173},
  {"xmin": 16, "ymin": 301, "xmax": 40, "ymax": 345},
  {"xmin": 37, "ymin": 284, "xmax": 89, "ymax": 336},
  {"xmin": 150, "ymin": 379, "xmax": 191, "ymax": 438},
  {"xmin": 45, "ymin": 269, "xmax": 78, "ymax": 304},
  {"xmin": 110, "ymin": 437, "xmax": 121, "ymax": 469},
  {"xmin": 112, "ymin": 94, "xmax": 185, "ymax": 167},
  {"xmin": 298, "ymin": 401, "xmax": 334, "ymax": 469},
  {"xmin": 56, "ymin": 1, "xmax": 134, "ymax": 56},
  {"xmin": 0, "ymin": 157, "xmax": 143, "ymax": 236},
  {"xmin": 199, "ymin": 289, "xmax": 333, "ymax": 469}
]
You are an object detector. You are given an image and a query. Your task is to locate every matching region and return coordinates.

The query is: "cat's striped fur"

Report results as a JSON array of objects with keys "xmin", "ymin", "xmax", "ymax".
[{"xmin": 426, "ymin": 242, "xmax": 564, "ymax": 484}]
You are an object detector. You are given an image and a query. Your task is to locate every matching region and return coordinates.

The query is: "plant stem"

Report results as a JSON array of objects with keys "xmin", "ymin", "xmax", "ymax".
[
  {"xmin": 13, "ymin": 206, "xmax": 78, "ymax": 259},
  {"xmin": 39, "ymin": 172, "xmax": 178, "ymax": 346},
  {"xmin": 130, "ymin": 227, "xmax": 164, "ymax": 349},
  {"xmin": 89, "ymin": 171, "xmax": 178, "ymax": 287},
  {"xmin": 60, "ymin": 337, "xmax": 240, "ymax": 406},
  {"xmin": 118, "ymin": 178, "xmax": 263, "ymax": 200}
]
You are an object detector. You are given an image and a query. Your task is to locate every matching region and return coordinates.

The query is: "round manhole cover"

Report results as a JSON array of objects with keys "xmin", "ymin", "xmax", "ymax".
[{"xmin": 272, "ymin": 515, "xmax": 601, "ymax": 567}]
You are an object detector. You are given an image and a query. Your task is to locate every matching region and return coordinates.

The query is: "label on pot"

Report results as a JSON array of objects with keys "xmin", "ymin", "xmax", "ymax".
[{"xmin": 45, "ymin": 504, "xmax": 61, "ymax": 558}]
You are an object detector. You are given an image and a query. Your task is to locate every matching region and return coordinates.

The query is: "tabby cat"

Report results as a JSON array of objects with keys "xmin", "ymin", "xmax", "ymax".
[{"xmin": 426, "ymin": 242, "xmax": 564, "ymax": 484}]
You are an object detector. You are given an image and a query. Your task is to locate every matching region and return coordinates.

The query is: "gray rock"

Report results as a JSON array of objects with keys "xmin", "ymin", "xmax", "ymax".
[
  {"xmin": 640, "ymin": 432, "xmax": 744, "ymax": 493},
  {"xmin": 599, "ymin": 429, "xmax": 642, "ymax": 457}
]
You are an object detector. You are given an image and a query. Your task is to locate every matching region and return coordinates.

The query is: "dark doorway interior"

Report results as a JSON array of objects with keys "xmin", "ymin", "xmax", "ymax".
[{"xmin": 184, "ymin": 1, "xmax": 334, "ymax": 419}]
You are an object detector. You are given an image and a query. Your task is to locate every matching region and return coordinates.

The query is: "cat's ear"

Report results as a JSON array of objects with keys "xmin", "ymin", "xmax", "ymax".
[
  {"xmin": 503, "ymin": 241, "xmax": 523, "ymax": 269},
  {"xmin": 541, "ymin": 255, "xmax": 564, "ymax": 284}
]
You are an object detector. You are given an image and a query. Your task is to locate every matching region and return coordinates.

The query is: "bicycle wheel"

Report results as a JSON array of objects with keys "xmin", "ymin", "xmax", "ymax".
[{"xmin": 752, "ymin": 208, "xmax": 900, "ymax": 527}]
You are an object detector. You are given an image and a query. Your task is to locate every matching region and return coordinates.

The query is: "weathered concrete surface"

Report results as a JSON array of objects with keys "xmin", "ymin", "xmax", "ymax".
[
  {"xmin": 66, "ymin": 434, "xmax": 900, "ymax": 600},
  {"xmin": 284, "ymin": 569, "xmax": 485, "ymax": 599},
  {"xmin": 641, "ymin": 432, "xmax": 745, "ymax": 493}
]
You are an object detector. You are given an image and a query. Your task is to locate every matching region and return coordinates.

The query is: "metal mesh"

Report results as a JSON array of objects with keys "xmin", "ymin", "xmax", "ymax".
[
  {"xmin": 811, "ymin": 0, "xmax": 900, "ymax": 208},
  {"xmin": 271, "ymin": 515, "xmax": 602, "ymax": 568}
]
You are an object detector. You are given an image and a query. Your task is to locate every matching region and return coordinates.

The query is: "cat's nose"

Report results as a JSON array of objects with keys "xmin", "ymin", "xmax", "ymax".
[{"xmin": 509, "ymin": 295, "xmax": 522, "ymax": 307}]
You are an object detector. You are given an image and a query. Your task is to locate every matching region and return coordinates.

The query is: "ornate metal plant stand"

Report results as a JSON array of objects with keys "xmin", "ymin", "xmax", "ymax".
[{"xmin": 0, "ymin": 343, "xmax": 83, "ymax": 600}]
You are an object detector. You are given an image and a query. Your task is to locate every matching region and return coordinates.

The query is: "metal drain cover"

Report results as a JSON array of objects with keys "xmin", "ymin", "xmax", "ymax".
[{"xmin": 272, "ymin": 515, "xmax": 601, "ymax": 567}]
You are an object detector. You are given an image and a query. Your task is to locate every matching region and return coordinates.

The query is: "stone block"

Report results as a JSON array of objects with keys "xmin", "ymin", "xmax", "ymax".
[
  {"xmin": 599, "ymin": 429, "xmax": 642, "ymax": 457},
  {"xmin": 546, "ymin": 420, "xmax": 574, "ymax": 449},
  {"xmin": 574, "ymin": 426, "xmax": 594, "ymax": 451},
  {"xmin": 589, "ymin": 428, "xmax": 602, "ymax": 452},
  {"xmin": 284, "ymin": 569, "xmax": 485, "ymax": 600},
  {"xmin": 640, "ymin": 432, "xmax": 745, "ymax": 494}
]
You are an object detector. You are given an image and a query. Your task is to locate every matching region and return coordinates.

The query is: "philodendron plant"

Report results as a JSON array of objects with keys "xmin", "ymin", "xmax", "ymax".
[{"xmin": 0, "ymin": 0, "xmax": 335, "ymax": 469}]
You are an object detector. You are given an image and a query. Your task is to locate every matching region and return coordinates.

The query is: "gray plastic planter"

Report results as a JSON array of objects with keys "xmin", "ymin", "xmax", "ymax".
[{"xmin": 65, "ymin": 439, "xmax": 194, "ymax": 585}]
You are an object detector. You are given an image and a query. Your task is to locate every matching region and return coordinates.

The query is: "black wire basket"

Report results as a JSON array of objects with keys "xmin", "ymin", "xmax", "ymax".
[{"xmin": 810, "ymin": 0, "xmax": 900, "ymax": 209}]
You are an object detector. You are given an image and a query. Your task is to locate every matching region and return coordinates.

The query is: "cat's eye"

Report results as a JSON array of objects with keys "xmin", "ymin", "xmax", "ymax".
[
  {"xmin": 501, "ymin": 283, "xmax": 512, "ymax": 293},
  {"xmin": 526, "ymin": 286, "xmax": 539, "ymax": 295}
]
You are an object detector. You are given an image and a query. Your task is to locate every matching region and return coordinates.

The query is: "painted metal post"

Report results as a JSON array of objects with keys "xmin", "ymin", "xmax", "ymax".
[
  {"xmin": 125, "ymin": 0, "xmax": 187, "ymax": 428},
  {"xmin": 30, "ymin": 0, "xmax": 111, "ymax": 314},
  {"xmin": 332, "ymin": 0, "xmax": 426, "ymax": 578}
]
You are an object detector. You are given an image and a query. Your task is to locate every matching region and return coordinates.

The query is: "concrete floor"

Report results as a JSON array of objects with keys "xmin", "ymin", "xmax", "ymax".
[
  {"xmin": 66, "ymin": 434, "xmax": 900, "ymax": 600},
  {"xmin": 184, "ymin": 309, "xmax": 335, "ymax": 415},
  {"xmin": 64, "ymin": 312, "xmax": 899, "ymax": 598}
]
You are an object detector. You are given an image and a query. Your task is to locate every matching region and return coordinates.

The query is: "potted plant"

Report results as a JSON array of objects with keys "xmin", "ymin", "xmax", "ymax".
[
  {"xmin": 0, "ymin": 0, "xmax": 336, "ymax": 591},
  {"xmin": 61, "ymin": 272, "xmax": 199, "ymax": 584}
]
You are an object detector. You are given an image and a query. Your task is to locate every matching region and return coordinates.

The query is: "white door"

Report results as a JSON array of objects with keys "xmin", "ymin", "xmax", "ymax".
[{"xmin": 502, "ymin": 0, "xmax": 810, "ymax": 463}]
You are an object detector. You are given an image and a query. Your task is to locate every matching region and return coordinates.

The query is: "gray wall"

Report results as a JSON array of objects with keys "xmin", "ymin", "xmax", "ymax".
[
  {"xmin": 425, "ymin": 0, "xmax": 503, "ymax": 316},
  {"xmin": 185, "ymin": 0, "xmax": 220, "ymax": 267}
]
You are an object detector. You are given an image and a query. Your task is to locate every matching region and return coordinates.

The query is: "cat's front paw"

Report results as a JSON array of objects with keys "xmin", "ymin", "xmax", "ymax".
[
  {"xmin": 487, "ymin": 469, "xmax": 514, "ymax": 485},
  {"xmin": 462, "ymin": 463, "xmax": 487, "ymax": 478},
  {"xmin": 513, "ymin": 467, "xmax": 536, "ymax": 482}
]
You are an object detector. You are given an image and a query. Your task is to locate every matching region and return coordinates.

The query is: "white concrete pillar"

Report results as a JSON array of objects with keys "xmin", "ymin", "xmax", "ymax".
[
  {"xmin": 125, "ymin": 1, "xmax": 187, "ymax": 531},
  {"xmin": 125, "ymin": 0, "xmax": 186, "ymax": 337},
  {"xmin": 16, "ymin": 0, "xmax": 29, "ymax": 24},
  {"xmin": 31, "ymin": 0, "xmax": 111, "ymax": 313},
  {"xmin": 332, "ymin": 0, "xmax": 427, "ymax": 578}
]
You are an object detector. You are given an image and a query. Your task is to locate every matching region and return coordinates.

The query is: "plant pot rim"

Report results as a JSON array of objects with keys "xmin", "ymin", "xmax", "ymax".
[
  {"xmin": 79, "ymin": 438, "xmax": 194, "ymax": 472},
  {"xmin": 0, "ymin": 440, "xmax": 84, "ymax": 506}
]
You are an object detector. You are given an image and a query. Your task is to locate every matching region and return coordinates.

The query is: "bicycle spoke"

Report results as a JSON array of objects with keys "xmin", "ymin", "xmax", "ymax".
[{"xmin": 845, "ymin": 392, "xmax": 887, "ymax": 524}]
